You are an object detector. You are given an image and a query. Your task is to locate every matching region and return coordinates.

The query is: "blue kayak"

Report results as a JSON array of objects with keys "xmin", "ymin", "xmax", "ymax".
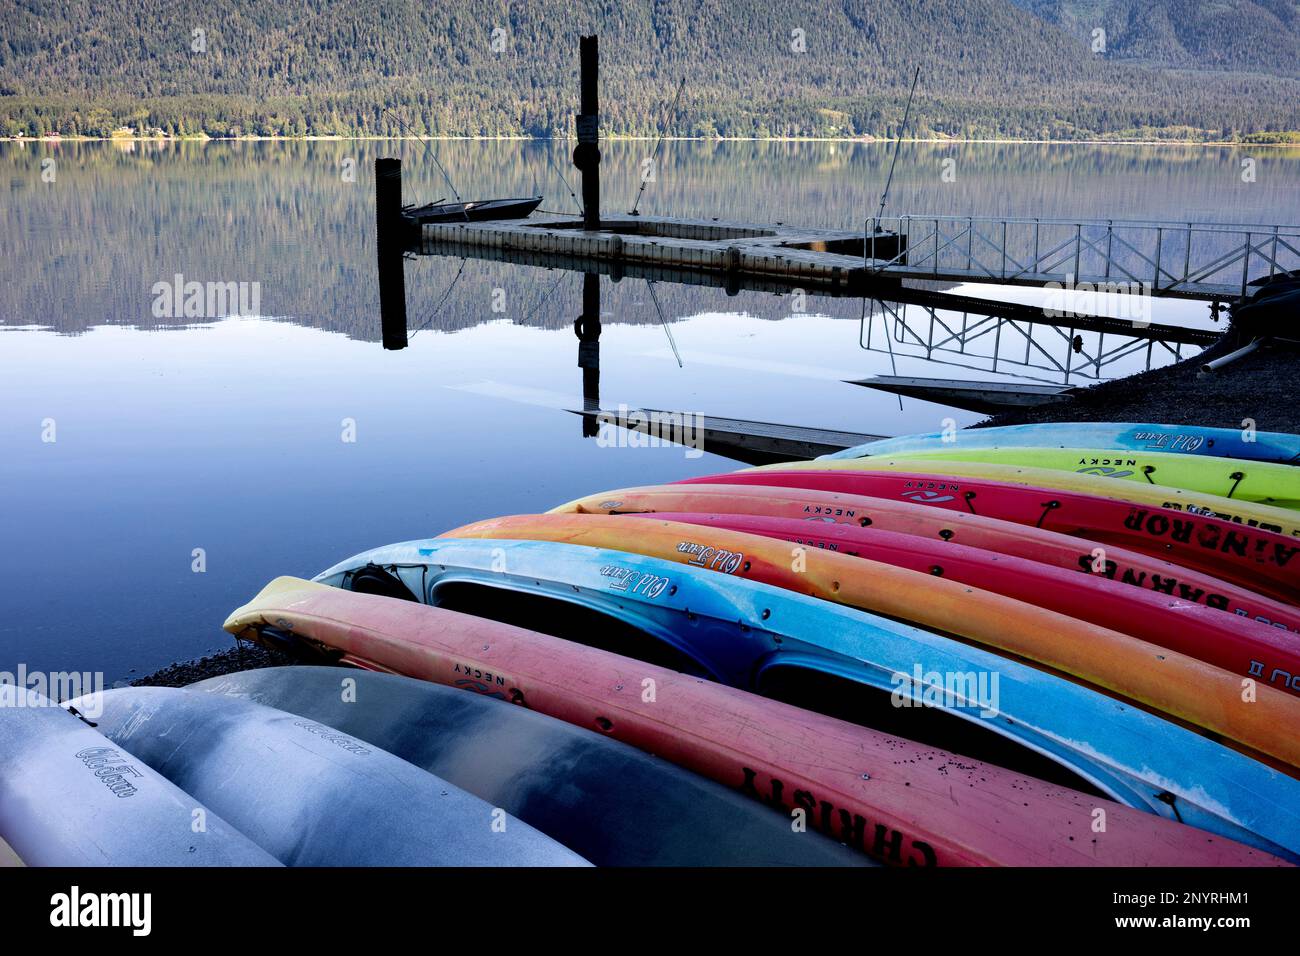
[
  {"xmin": 825, "ymin": 422, "xmax": 1300, "ymax": 464},
  {"xmin": 316, "ymin": 538, "xmax": 1300, "ymax": 861}
]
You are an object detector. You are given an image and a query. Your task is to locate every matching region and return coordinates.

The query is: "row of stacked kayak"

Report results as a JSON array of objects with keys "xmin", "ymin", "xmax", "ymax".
[{"xmin": 3, "ymin": 420, "xmax": 1298, "ymax": 866}]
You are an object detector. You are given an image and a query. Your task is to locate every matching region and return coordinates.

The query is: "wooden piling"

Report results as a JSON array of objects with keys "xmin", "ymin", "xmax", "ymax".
[{"xmin": 575, "ymin": 35, "xmax": 601, "ymax": 231}]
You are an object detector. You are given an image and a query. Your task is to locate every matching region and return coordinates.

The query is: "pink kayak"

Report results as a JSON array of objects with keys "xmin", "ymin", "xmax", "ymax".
[
  {"xmin": 645, "ymin": 511, "xmax": 1300, "ymax": 693},
  {"xmin": 676, "ymin": 470, "xmax": 1300, "ymax": 604},
  {"xmin": 224, "ymin": 578, "xmax": 1289, "ymax": 867}
]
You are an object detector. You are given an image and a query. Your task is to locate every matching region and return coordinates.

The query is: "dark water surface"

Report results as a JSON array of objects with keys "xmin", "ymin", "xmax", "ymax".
[{"xmin": 3, "ymin": 139, "xmax": 1298, "ymax": 680}]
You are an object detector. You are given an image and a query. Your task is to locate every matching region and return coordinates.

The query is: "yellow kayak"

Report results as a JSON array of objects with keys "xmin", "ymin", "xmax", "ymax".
[
  {"xmin": 749, "ymin": 457, "xmax": 1300, "ymax": 537},
  {"xmin": 880, "ymin": 446, "xmax": 1300, "ymax": 510}
]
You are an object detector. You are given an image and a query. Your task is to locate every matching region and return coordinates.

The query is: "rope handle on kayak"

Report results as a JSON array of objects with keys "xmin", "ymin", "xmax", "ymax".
[
  {"xmin": 1034, "ymin": 500, "xmax": 1062, "ymax": 528},
  {"xmin": 65, "ymin": 705, "xmax": 97, "ymax": 728},
  {"xmin": 1156, "ymin": 791, "xmax": 1183, "ymax": 823}
]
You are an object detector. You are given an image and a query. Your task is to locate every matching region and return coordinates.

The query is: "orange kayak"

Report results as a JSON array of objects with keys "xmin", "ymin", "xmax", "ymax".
[
  {"xmin": 445, "ymin": 512, "xmax": 1300, "ymax": 770},
  {"xmin": 223, "ymin": 578, "xmax": 1290, "ymax": 867}
]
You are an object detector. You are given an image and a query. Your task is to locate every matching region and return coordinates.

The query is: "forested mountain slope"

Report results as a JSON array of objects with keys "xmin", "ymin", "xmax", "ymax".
[
  {"xmin": 1, "ymin": 0, "xmax": 1296, "ymax": 138},
  {"xmin": 1011, "ymin": 0, "xmax": 1300, "ymax": 77}
]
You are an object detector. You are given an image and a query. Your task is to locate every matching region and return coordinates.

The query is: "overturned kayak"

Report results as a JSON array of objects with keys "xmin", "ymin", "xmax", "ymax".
[
  {"xmin": 747, "ymin": 457, "xmax": 1300, "ymax": 538},
  {"xmin": 192, "ymin": 665, "xmax": 867, "ymax": 867},
  {"xmin": 225, "ymin": 577, "xmax": 1291, "ymax": 866},
  {"xmin": 304, "ymin": 543, "xmax": 1300, "ymax": 858},
  {"xmin": 448, "ymin": 513, "xmax": 1300, "ymax": 751},
  {"xmin": 0, "ymin": 687, "xmax": 280, "ymax": 867},
  {"xmin": 875, "ymin": 447, "xmax": 1300, "ymax": 509},
  {"xmin": 829, "ymin": 422, "xmax": 1300, "ymax": 465},
  {"xmin": 553, "ymin": 482, "xmax": 1300, "ymax": 632},
  {"xmin": 639, "ymin": 510, "xmax": 1300, "ymax": 682},
  {"xmin": 68, "ymin": 686, "xmax": 589, "ymax": 867},
  {"xmin": 669, "ymin": 470, "xmax": 1300, "ymax": 604}
]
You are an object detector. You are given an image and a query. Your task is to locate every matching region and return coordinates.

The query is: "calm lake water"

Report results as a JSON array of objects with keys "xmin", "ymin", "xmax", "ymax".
[{"xmin": 3, "ymin": 138, "xmax": 1298, "ymax": 681}]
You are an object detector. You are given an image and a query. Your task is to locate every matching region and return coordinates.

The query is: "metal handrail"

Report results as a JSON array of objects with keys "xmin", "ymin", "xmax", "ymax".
[
  {"xmin": 877, "ymin": 214, "xmax": 1300, "ymax": 233},
  {"xmin": 864, "ymin": 215, "xmax": 1300, "ymax": 301}
]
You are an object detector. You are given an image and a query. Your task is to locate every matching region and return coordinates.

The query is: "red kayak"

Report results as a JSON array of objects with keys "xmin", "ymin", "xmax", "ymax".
[
  {"xmin": 646, "ymin": 511, "xmax": 1300, "ymax": 693},
  {"xmin": 677, "ymin": 470, "xmax": 1300, "ymax": 604},
  {"xmin": 573, "ymin": 482, "xmax": 1300, "ymax": 633},
  {"xmin": 224, "ymin": 578, "xmax": 1288, "ymax": 867}
]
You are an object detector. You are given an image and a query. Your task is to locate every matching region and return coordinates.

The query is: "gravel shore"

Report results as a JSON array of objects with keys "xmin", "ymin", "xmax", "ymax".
[
  {"xmin": 979, "ymin": 337, "xmax": 1300, "ymax": 433},
  {"xmin": 132, "ymin": 643, "xmax": 295, "ymax": 687}
]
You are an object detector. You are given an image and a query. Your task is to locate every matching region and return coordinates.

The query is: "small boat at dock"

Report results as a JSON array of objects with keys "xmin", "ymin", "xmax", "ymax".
[{"xmin": 403, "ymin": 196, "xmax": 542, "ymax": 224}]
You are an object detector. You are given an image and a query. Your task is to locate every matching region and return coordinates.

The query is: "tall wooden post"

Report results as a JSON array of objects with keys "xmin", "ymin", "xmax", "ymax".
[{"xmin": 574, "ymin": 35, "xmax": 601, "ymax": 231}]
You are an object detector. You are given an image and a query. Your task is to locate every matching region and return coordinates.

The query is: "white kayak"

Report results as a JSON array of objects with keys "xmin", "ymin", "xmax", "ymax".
[
  {"xmin": 69, "ymin": 685, "xmax": 589, "ymax": 867},
  {"xmin": 0, "ymin": 687, "xmax": 280, "ymax": 866}
]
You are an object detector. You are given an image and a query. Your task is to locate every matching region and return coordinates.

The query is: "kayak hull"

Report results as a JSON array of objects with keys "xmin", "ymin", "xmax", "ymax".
[
  {"xmin": 555, "ymin": 481, "xmax": 1300, "ymax": 633},
  {"xmin": 831, "ymin": 422, "xmax": 1300, "ymax": 464},
  {"xmin": 641, "ymin": 510, "xmax": 1300, "ymax": 687},
  {"xmin": 748, "ymin": 457, "xmax": 1300, "ymax": 538},
  {"xmin": 224, "ymin": 578, "xmax": 1291, "ymax": 867},
  {"xmin": 302, "ymin": 541, "xmax": 1300, "ymax": 858},
  {"xmin": 670, "ymin": 470, "xmax": 1300, "ymax": 604},
  {"xmin": 0, "ymin": 688, "xmax": 280, "ymax": 867},
  {"xmin": 447, "ymin": 512, "xmax": 1300, "ymax": 765},
  {"xmin": 70, "ymin": 687, "xmax": 589, "ymax": 867},
  {"xmin": 192, "ymin": 666, "xmax": 867, "ymax": 866},
  {"xmin": 877, "ymin": 446, "xmax": 1300, "ymax": 509}
]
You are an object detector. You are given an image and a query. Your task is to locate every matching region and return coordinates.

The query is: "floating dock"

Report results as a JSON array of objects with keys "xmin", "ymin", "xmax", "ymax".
[{"xmin": 418, "ymin": 213, "xmax": 900, "ymax": 295}]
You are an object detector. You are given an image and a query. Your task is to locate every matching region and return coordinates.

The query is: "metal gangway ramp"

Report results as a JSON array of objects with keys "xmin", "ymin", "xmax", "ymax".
[{"xmin": 866, "ymin": 216, "xmax": 1300, "ymax": 301}]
